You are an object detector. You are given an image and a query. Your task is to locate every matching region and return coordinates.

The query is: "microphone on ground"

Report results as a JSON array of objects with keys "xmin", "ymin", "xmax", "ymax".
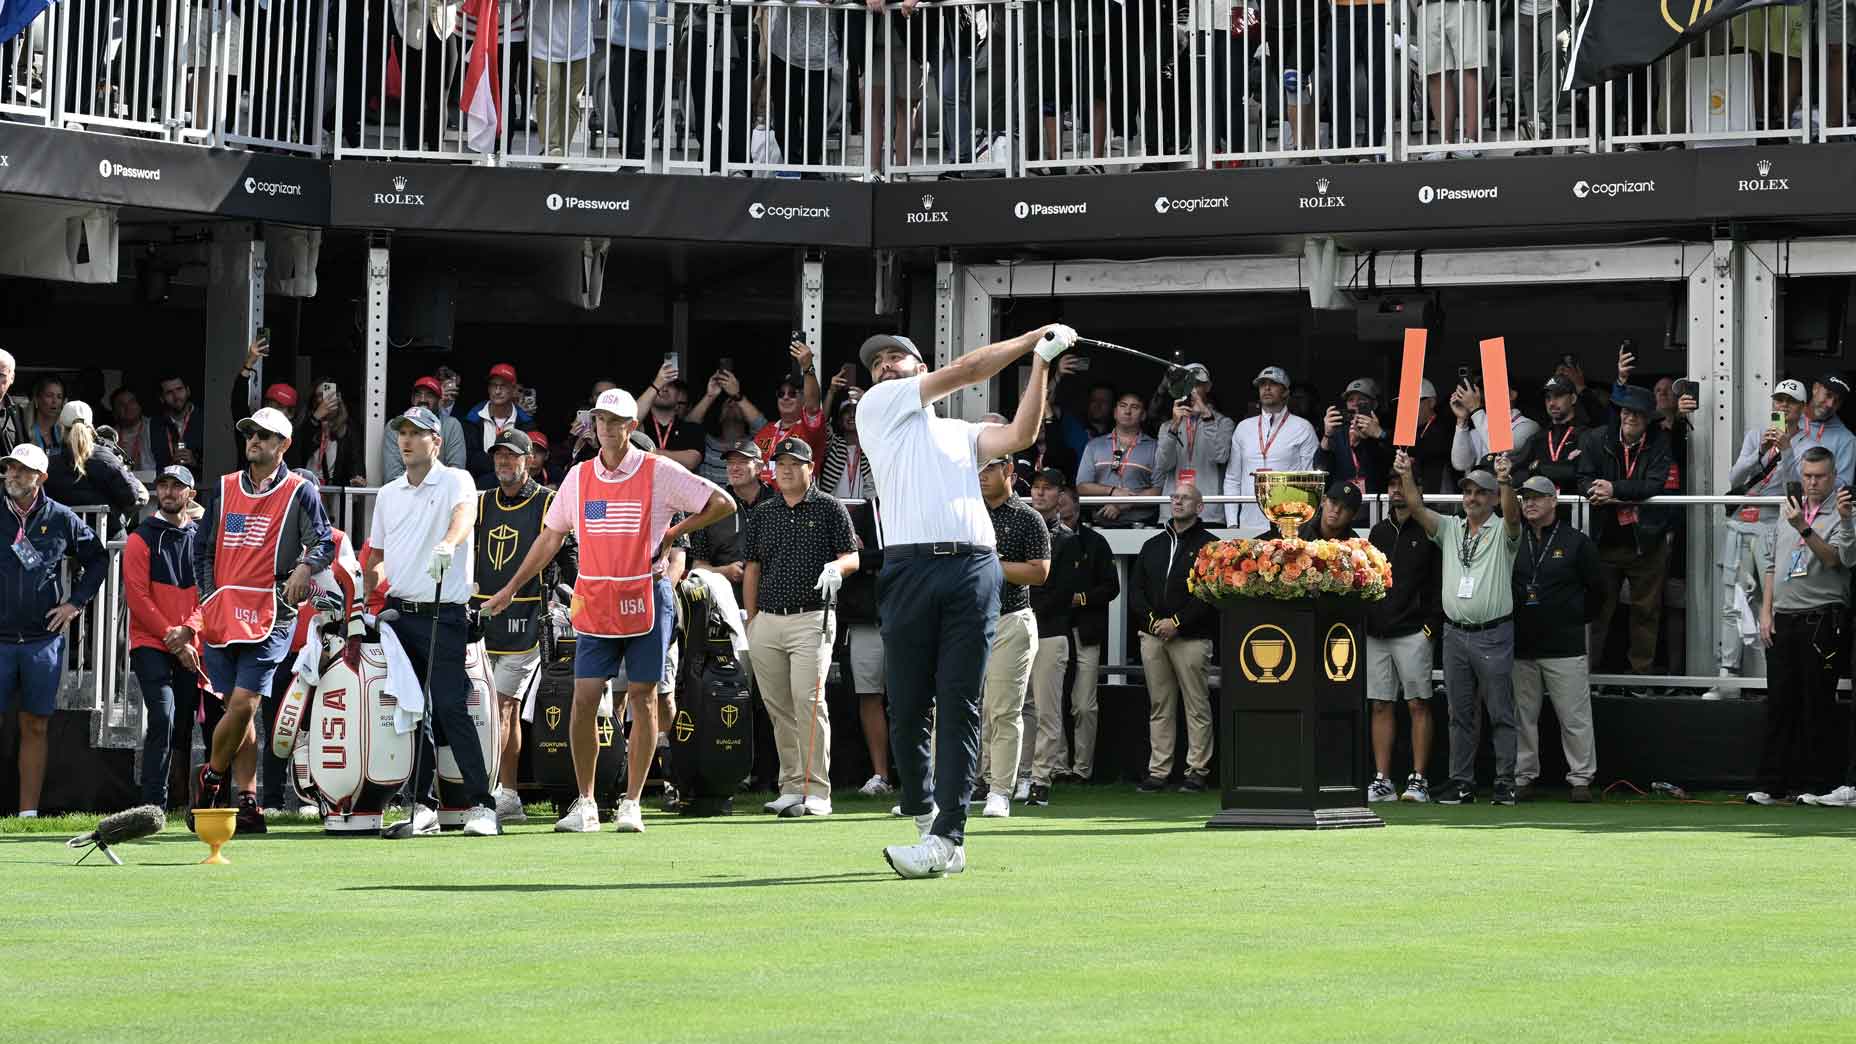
[{"xmin": 67, "ymin": 804, "xmax": 167, "ymax": 865}]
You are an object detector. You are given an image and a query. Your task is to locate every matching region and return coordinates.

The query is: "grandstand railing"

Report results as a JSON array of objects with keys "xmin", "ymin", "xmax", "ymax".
[{"xmin": 16, "ymin": 0, "xmax": 1854, "ymax": 169}]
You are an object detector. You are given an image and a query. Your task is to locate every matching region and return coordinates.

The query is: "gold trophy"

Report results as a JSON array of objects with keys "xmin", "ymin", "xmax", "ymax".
[
  {"xmin": 191, "ymin": 808, "xmax": 237, "ymax": 865},
  {"xmin": 1252, "ymin": 470, "xmax": 1329, "ymax": 539}
]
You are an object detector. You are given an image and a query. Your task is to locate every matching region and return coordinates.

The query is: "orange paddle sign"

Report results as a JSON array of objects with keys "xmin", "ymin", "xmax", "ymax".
[
  {"xmin": 1479, "ymin": 337, "xmax": 1514, "ymax": 454},
  {"xmin": 1393, "ymin": 329, "xmax": 1428, "ymax": 447}
]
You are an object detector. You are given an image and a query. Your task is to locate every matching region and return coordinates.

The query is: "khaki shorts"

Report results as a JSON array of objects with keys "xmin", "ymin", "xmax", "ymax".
[
  {"xmin": 847, "ymin": 623, "xmax": 885, "ymax": 695},
  {"xmin": 489, "ymin": 648, "xmax": 543, "ymax": 702},
  {"xmin": 1420, "ymin": 2, "xmax": 1486, "ymax": 75},
  {"xmin": 1367, "ymin": 631, "xmax": 1431, "ymax": 702}
]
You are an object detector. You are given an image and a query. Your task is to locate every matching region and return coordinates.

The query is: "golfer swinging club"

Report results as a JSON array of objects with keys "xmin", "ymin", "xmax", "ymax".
[{"xmin": 858, "ymin": 323, "xmax": 1075, "ymax": 879}]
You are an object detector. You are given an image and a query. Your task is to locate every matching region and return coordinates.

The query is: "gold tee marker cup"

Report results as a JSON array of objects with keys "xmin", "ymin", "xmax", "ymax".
[{"xmin": 191, "ymin": 808, "xmax": 237, "ymax": 865}]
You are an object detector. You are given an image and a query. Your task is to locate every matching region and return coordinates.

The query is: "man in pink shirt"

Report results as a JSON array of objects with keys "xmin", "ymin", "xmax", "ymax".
[{"xmin": 483, "ymin": 388, "xmax": 733, "ymax": 834}]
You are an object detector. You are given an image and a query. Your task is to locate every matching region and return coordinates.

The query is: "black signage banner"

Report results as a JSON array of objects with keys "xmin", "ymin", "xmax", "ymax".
[
  {"xmin": 1693, "ymin": 144, "xmax": 1856, "ymax": 220},
  {"xmin": 330, "ymin": 162, "xmax": 872, "ymax": 247},
  {"xmin": 876, "ymin": 150, "xmax": 1704, "ymax": 247},
  {"xmin": 0, "ymin": 121, "xmax": 329, "ymax": 224}
]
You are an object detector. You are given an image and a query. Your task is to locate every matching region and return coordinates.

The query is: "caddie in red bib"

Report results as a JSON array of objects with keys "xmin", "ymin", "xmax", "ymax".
[
  {"xmin": 190, "ymin": 407, "xmax": 336, "ymax": 828},
  {"xmin": 482, "ymin": 387, "xmax": 733, "ymax": 834}
]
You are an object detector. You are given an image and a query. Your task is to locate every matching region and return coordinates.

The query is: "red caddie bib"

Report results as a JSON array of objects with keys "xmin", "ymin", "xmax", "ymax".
[
  {"xmin": 569, "ymin": 456, "xmax": 657, "ymax": 638},
  {"xmin": 201, "ymin": 470, "xmax": 305, "ymax": 647}
]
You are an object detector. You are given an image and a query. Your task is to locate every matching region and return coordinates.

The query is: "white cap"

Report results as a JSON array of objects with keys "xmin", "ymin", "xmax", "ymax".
[
  {"xmin": 1, "ymin": 443, "xmax": 48, "ymax": 475},
  {"xmin": 1773, "ymin": 378, "xmax": 1808, "ymax": 402},
  {"xmin": 236, "ymin": 406, "xmax": 294, "ymax": 440},
  {"xmin": 1395, "ymin": 378, "xmax": 1438, "ymax": 401},
  {"xmin": 59, "ymin": 401, "xmax": 94, "ymax": 428},
  {"xmin": 591, "ymin": 388, "xmax": 638, "ymax": 420}
]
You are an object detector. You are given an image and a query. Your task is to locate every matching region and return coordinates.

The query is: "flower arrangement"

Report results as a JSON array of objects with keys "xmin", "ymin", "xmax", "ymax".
[{"xmin": 1187, "ymin": 536, "xmax": 1393, "ymax": 603}]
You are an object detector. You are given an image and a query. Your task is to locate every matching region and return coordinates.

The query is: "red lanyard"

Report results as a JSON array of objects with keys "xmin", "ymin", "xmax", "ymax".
[
  {"xmin": 652, "ymin": 416, "xmax": 674, "ymax": 451},
  {"xmin": 1620, "ymin": 436, "xmax": 1642, "ymax": 479},
  {"xmin": 1547, "ymin": 425, "xmax": 1575, "ymax": 461},
  {"xmin": 1807, "ymin": 420, "xmax": 1825, "ymax": 442},
  {"xmin": 1804, "ymin": 500, "xmax": 1824, "ymax": 529},
  {"xmin": 1183, "ymin": 417, "xmax": 1198, "ymax": 459},
  {"xmin": 1257, "ymin": 411, "xmax": 1286, "ymax": 461},
  {"xmin": 845, "ymin": 445, "xmax": 861, "ymax": 496},
  {"xmin": 1418, "ymin": 414, "xmax": 1435, "ymax": 442}
]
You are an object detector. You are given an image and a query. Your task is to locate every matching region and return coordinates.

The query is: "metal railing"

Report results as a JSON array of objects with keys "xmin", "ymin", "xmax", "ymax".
[
  {"xmin": 1, "ymin": 0, "xmax": 55, "ymax": 124},
  {"xmin": 882, "ymin": 0, "xmax": 1014, "ymax": 178},
  {"xmin": 1401, "ymin": 0, "xmax": 1601, "ymax": 158},
  {"xmin": 1018, "ymin": 0, "xmax": 1197, "ymax": 172},
  {"xmin": 1606, "ymin": 7, "xmax": 1811, "ymax": 150},
  {"xmin": 721, "ymin": 0, "xmax": 872, "ymax": 176}
]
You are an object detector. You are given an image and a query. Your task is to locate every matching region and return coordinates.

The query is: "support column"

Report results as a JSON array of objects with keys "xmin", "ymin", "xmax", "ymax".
[
  {"xmin": 798, "ymin": 253, "xmax": 824, "ymax": 372},
  {"xmin": 363, "ymin": 241, "xmax": 391, "ymax": 488},
  {"xmin": 204, "ymin": 224, "xmax": 264, "ymax": 479}
]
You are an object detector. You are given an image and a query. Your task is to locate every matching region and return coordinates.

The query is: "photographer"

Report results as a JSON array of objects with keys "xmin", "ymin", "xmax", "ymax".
[
  {"xmin": 1710, "ymin": 379, "xmax": 1807, "ymax": 699},
  {"xmin": 1450, "ymin": 374, "xmax": 1541, "ymax": 474},
  {"xmin": 1318, "ymin": 378, "xmax": 1392, "ymax": 495},
  {"xmin": 689, "ymin": 367, "xmax": 763, "ymax": 485},
  {"xmin": 635, "ymin": 359, "xmax": 707, "ymax": 473},
  {"xmin": 296, "ymin": 382, "xmax": 367, "ymax": 488},
  {"xmin": 1153, "ymin": 372, "xmax": 1233, "ymax": 522},
  {"xmin": 749, "ymin": 340, "xmax": 827, "ymax": 482}
]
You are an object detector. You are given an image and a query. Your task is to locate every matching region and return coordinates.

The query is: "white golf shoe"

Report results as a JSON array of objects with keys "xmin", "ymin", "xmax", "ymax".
[
  {"xmin": 494, "ymin": 787, "xmax": 527, "ymax": 824},
  {"xmin": 383, "ymin": 804, "xmax": 438, "ymax": 839},
  {"xmin": 461, "ymin": 805, "xmax": 499, "ymax": 836},
  {"xmin": 764, "ymin": 794, "xmax": 804, "ymax": 815},
  {"xmin": 553, "ymin": 796, "xmax": 600, "ymax": 832},
  {"xmin": 858, "ymin": 774, "xmax": 893, "ymax": 797},
  {"xmin": 613, "ymin": 798, "xmax": 645, "ymax": 833},
  {"xmin": 982, "ymin": 792, "xmax": 1011, "ymax": 818},
  {"xmin": 1012, "ymin": 778, "xmax": 1032, "ymax": 801},
  {"xmin": 802, "ymin": 795, "xmax": 833, "ymax": 817},
  {"xmin": 1813, "ymin": 785, "xmax": 1856, "ymax": 807},
  {"xmin": 883, "ymin": 835, "xmax": 966, "ymax": 879}
]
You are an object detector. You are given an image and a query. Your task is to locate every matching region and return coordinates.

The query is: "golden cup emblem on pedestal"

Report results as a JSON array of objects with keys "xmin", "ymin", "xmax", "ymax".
[
  {"xmin": 191, "ymin": 808, "xmax": 237, "ymax": 865},
  {"xmin": 1239, "ymin": 625, "xmax": 1297, "ymax": 684},
  {"xmin": 1324, "ymin": 623, "xmax": 1357, "ymax": 682},
  {"xmin": 1253, "ymin": 470, "xmax": 1329, "ymax": 539}
]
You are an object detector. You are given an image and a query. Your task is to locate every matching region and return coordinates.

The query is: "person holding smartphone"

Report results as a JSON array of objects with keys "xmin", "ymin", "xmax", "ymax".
[
  {"xmin": 635, "ymin": 356, "xmax": 707, "ymax": 473},
  {"xmin": 750, "ymin": 339, "xmax": 826, "ymax": 484},
  {"xmin": 1751, "ymin": 446, "xmax": 1856, "ymax": 806},
  {"xmin": 1576, "ymin": 384, "xmax": 1673, "ymax": 696}
]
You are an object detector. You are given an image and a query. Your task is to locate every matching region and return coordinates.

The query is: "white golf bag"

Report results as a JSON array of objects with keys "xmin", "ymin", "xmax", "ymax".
[
  {"xmin": 434, "ymin": 639, "xmax": 500, "ymax": 829},
  {"xmin": 274, "ymin": 612, "xmax": 414, "ymax": 835}
]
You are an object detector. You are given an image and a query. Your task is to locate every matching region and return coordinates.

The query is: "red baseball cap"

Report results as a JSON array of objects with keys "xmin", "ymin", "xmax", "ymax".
[
  {"xmin": 412, "ymin": 375, "xmax": 444, "ymax": 396},
  {"xmin": 488, "ymin": 363, "xmax": 518, "ymax": 385},
  {"xmin": 264, "ymin": 383, "xmax": 299, "ymax": 408},
  {"xmin": 527, "ymin": 431, "xmax": 550, "ymax": 451}
]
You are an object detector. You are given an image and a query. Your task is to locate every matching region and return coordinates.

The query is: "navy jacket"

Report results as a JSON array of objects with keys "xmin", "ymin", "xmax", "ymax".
[
  {"xmin": 0, "ymin": 493, "xmax": 107, "ymax": 642},
  {"xmin": 458, "ymin": 402, "xmax": 537, "ymax": 490}
]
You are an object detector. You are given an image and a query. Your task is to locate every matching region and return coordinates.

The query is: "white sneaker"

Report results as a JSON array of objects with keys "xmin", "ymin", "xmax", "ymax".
[
  {"xmin": 982, "ymin": 792, "xmax": 1011, "ymax": 818},
  {"xmin": 553, "ymin": 796, "xmax": 600, "ymax": 832},
  {"xmin": 764, "ymin": 793, "xmax": 804, "ymax": 815},
  {"xmin": 461, "ymin": 805, "xmax": 499, "ymax": 836},
  {"xmin": 613, "ymin": 798, "xmax": 645, "ymax": 833},
  {"xmin": 883, "ymin": 835, "xmax": 966, "ymax": 879},
  {"xmin": 494, "ymin": 787, "xmax": 527, "ymax": 824},
  {"xmin": 1812, "ymin": 785, "xmax": 1856, "ymax": 807},
  {"xmin": 383, "ymin": 804, "xmax": 438, "ymax": 839},
  {"xmin": 1367, "ymin": 775, "xmax": 1397, "ymax": 803},
  {"xmin": 802, "ymin": 795, "xmax": 833, "ymax": 817},
  {"xmin": 1012, "ymin": 778, "xmax": 1031, "ymax": 802},
  {"xmin": 1745, "ymin": 791, "xmax": 1779, "ymax": 806},
  {"xmin": 858, "ymin": 774, "xmax": 893, "ymax": 797}
]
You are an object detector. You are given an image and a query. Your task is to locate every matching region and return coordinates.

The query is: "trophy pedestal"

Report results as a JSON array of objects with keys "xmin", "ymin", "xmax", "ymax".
[{"xmin": 1208, "ymin": 595, "xmax": 1382, "ymax": 831}]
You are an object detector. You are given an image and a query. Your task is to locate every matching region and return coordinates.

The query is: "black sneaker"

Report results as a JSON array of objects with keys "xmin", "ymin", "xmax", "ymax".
[
  {"xmin": 1436, "ymin": 782, "xmax": 1476, "ymax": 805},
  {"xmin": 236, "ymin": 793, "xmax": 268, "ymax": 834},
  {"xmin": 1024, "ymin": 783, "xmax": 1050, "ymax": 807},
  {"xmin": 1137, "ymin": 776, "xmax": 1168, "ymax": 793},
  {"xmin": 1492, "ymin": 781, "xmax": 1517, "ymax": 806},
  {"xmin": 187, "ymin": 765, "xmax": 229, "ymax": 829},
  {"xmin": 1179, "ymin": 775, "xmax": 1207, "ymax": 793}
]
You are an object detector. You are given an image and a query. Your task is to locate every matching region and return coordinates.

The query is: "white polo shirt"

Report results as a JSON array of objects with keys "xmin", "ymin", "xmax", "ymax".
[
  {"xmin": 856, "ymin": 374, "xmax": 995, "ymax": 548},
  {"xmin": 370, "ymin": 462, "xmax": 477, "ymax": 604}
]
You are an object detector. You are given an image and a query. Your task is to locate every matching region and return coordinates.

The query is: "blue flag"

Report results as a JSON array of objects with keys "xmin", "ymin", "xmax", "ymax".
[{"xmin": 0, "ymin": 0, "xmax": 54, "ymax": 48}]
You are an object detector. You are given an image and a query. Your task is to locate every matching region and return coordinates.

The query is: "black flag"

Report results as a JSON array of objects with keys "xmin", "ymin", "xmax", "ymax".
[{"xmin": 1566, "ymin": 0, "xmax": 1809, "ymax": 90}]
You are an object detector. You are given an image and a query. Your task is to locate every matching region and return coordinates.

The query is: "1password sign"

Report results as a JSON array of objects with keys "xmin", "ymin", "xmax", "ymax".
[
  {"xmin": 1393, "ymin": 328, "xmax": 1428, "ymax": 446},
  {"xmin": 1479, "ymin": 337, "xmax": 1515, "ymax": 454}
]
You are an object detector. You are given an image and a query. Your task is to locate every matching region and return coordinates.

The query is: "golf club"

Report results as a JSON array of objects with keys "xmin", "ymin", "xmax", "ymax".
[
  {"xmin": 781, "ymin": 592, "xmax": 836, "ymax": 818},
  {"xmin": 1039, "ymin": 330, "xmax": 1211, "ymax": 399}
]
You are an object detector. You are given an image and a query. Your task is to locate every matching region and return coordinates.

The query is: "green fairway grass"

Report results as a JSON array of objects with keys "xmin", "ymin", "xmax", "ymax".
[{"xmin": 4, "ymin": 790, "xmax": 1854, "ymax": 1042}]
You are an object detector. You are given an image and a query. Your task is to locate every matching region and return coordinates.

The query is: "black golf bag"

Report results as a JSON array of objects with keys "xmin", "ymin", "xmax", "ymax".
[
  {"xmin": 530, "ymin": 605, "xmax": 626, "ymax": 816},
  {"xmin": 667, "ymin": 575, "xmax": 755, "ymax": 816}
]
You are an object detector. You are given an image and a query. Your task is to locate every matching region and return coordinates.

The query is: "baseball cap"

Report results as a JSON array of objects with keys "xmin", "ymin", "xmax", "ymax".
[
  {"xmin": 721, "ymin": 439, "xmax": 763, "ymax": 462},
  {"xmin": 1342, "ymin": 378, "xmax": 1380, "ymax": 402},
  {"xmin": 388, "ymin": 405, "xmax": 442, "ymax": 435},
  {"xmin": 1031, "ymin": 467, "xmax": 1069, "ymax": 489},
  {"xmin": 1394, "ymin": 378, "xmax": 1438, "ymax": 401},
  {"xmin": 1323, "ymin": 481, "xmax": 1363, "ymax": 515},
  {"xmin": 1773, "ymin": 379, "xmax": 1808, "ymax": 402},
  {"xmin": 237, "ymin": 406, "xmax": 294, "ymax": 440},
  {"xmin": 412, "ymin": 375, "xmax": 444, "ymax": 397},
  {"xmin": 264, "ymin": 383, "xmax": 299, "ymax": 408},
  {"xmin": 157, "ymin": 464, "xmax": 196, "ymax": 488},
  {"xmin": 1612, "ymin": 384, "xmax": 1655, "ymax": 415},
  {"xmin": 1459, "ymin": 470, "xmax": 1499, "ymax": 492},
  {"xmin": 1253, "ymin": 366, "xmax": 1291, "ymax": 388},
  {"xmin": 1816, "ymin": 371, "xmax": 1852, "ymax": 398},
  {"xmin": 980, "ymin": 456, "xmax": 1013, "ymax": 472},
  {"xmin": 1518, "ymin": 475, "xmax": 1558, "ymax": 497},
  {"xmin": 59, "ymin": 401, "xmax": 93, "ymax": 428},
  {"xmin": 527, "ymin": 431, "xmax": 550, "ymax": 451},
  {"xmin": 771, "ymin": 436, "xmax": 814, "ymax": 464},
  {"xmin": 0, "ymin": 443, "xmax": 48, "ymax": 475},
  {"xmin": 491, "ymin": 429, "xmax": 533, "ymax": 456},
  {"xmin": 860, "ymin": 333, "xmax": 923, "ymax": 372},
  {"xmin": 590, "ymin": 388, "xmax": 638, "ymax": 420},
  {"xmin": 1543, "ymin": 376, "xmax": 1577, "ymax": 397},
  {"xmin": 488, "ymin": 363, "xmax": 518, "ymax": 385}
]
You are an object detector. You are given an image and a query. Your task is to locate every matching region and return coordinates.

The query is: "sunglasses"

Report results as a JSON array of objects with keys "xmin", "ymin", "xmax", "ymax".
[
  {"xmin": 777, "ymin": 388, "xmax": 800, "ymax": 399},
  {"xmin": 244, "ymin": 430, "xmax": 281, "ymax": 442}
]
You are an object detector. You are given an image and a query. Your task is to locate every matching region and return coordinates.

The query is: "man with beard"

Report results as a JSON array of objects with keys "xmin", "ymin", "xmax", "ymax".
[
  {"xmin": 0, "ymin": 350, "xmax": 27, "ymax": 454},
  {"xmin": 857, "ymin": 324, "xmax": 1072, "ymax": 878},
  {"xmin": 125, "ymin": 466, "xmax": 210, "ymax": 809},
  {"xmin": 190, "ymin": 408, "xmax": 335, "ymax": 827},
  {"xmin": 1365, "ymin": 470, "xmax": 1441, "ymax": 804},
  {"xmin": 1578, "ymin": 385, "xmax": 1674, "ymax": 694},
  {"xmin": 1793, "ymin": 372, "xmax": 1856, "ymax": 488},
  {"xmin": 153, "ymin": 374, "xmax": 204, "ymax": 472},
  {"xmin": 0, "ymin": 444, "xmax": 106, "ymax": 819},
  {"xmin": 474, "ymin": 429, "xmax": 576, "ymax": 824},
  {"xmin": 1510, "ymin": 476, "xmax": 1605, "ymax": 802},
  {"xmin": 636, "ymin": 362, "xmax": 707, "ymax": 473},
  {"xmin": 1531, "ymin": 376, "xmax": 1585, "ymax": 493}
]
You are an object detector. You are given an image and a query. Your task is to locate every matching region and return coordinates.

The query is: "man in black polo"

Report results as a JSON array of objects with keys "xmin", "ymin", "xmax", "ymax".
[
  {"xmin": 743, "ymin": 437, "xmax": 859, "ymax": 818},
  {"xmin": 1365, "ymin": 472, "xmax": 1442, "ymax": 804},
  {"xmin": 1272, "ymin": 481, "xmax": 1361, "ymax": 541},
  {"xmin": 1511, "ymin": 476, "xmax": 1605, "ymax": 803},
  {"xmin": 1530, "ymin": 376, "xmax": 1585, "ymax": 492},
  {"xmin": 975, "ymin": 456, "xmax": 1051, "ymax": 813}
]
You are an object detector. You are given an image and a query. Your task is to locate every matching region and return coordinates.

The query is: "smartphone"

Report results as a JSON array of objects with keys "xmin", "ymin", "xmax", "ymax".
[
  {"xmin": 574, "ymin": 408, "xmax": 591, "ymax": 432},
  {"xmin": 1674, "ymin": 378, "xmax": 1698, "ymax": 401},
  {"xmin": 318, "ymin": 382, "xmax": 337, "ymax": 404},
  {"xmin": 1073, "ymin": 356, "xmax": 1092, "ymax": 372},
  {"xmin": 718, "ymin": 356, "xmax": 735, "ymax": 374},
  {"xmin": 1456, "ymin": 366, "xmax": 1471, "ymax": 388},
  {"xmin": 1771, "ymin": 411, "xmax": 1785, "ymax": 429},
  {"xmin": 1788, "ymin": 480, "xmax": 1805, "ymax": 507},
  {"xmin": 1558, "ymin": 352, "xmax": 1576, "ymax": 368},
  {"xmin": 256, "ymin": 326, "xmax": 272, "ymax": 352}
]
